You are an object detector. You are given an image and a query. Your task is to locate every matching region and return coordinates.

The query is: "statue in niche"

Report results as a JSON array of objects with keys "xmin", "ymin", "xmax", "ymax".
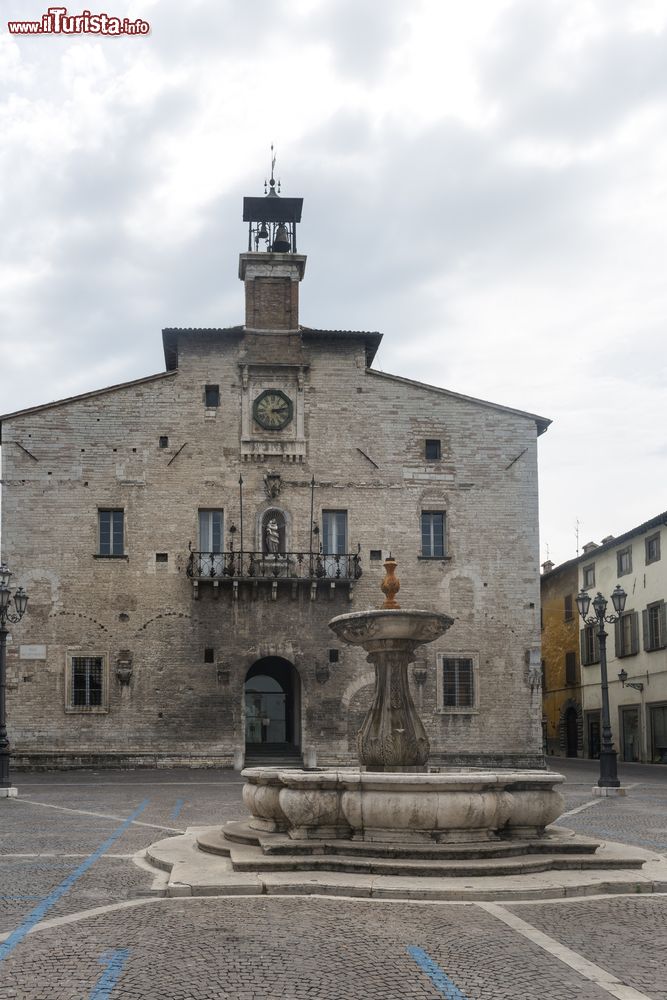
[{"xmin": 265, "ymin": 517, "xmax": 280, "ymax": 554}]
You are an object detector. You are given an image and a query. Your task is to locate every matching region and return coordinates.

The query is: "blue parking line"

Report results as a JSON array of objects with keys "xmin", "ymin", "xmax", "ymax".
[
  {"xmin": 88, "ymin": 948, "xmax": 130, "ymax": 999},
  {"xmin": 0, "ymin": 800, "xmax": 149, "ymax": 962},
  {"xmin": 170, "ymin": 798, "xmax": 185, "ymax": 820},
  {"xmin": 407, "ymin": 946, "xmax": 469, "ymax": 999}
]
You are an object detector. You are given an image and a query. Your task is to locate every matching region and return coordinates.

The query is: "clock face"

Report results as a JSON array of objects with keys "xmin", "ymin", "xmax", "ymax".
[{"xmin": 253, "ymin": 389, "xmax": 293, "ymax": 430}]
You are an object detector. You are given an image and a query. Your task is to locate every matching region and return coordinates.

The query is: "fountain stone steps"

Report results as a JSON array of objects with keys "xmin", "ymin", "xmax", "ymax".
[
  {"xmin": 195, "ymin": 831, "xmax": 645, "ymax": 878},
  {"xmin": 195, "ymin": 825, "xmax": 645, "ymax": 878},
  {"xmin": 215, "ymin": 820, "xmax": 600, "ymax": 860}
]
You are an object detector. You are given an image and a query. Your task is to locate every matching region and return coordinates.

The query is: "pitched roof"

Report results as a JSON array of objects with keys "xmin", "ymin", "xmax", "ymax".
[
  {"xmin": 542, "ymin": 510, "xmax": 667, "ymax": 577},
  {"xmin": 161, "ymin": 325, "xmax": 382, "ymax": 370},
  {"xmin": 162, "ymin": 326, "xmax": 244, "ymax": 371},
  {"xmin": 0, "ymin": 370, "xmax": 177, "ymax": 441},
  {"xmin": 365, "ymin": 369, "xmax": 551, "ymax": 435}
]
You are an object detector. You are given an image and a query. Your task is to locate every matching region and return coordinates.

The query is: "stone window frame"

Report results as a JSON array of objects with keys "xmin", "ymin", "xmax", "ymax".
[
  {"xmin": 616, "ymin": 545, "xmax": 632, "ymax": 577},
  {"xmin": 435, "ymin": 652, "xmax": 479, "ymax": 715},
  {"xmin": 96, "ymin": 508, "xmax": 126, "ymax": 559},
  {"xmin": 204, "ymin": 384, "xmax": 220, "ymax": 408},
  {"xmin": 645, "ymin": 532, "xmax": 661, "ymax": 566},
  {"xmin": 582, "ymin": 563, "xmax": 595, "ymax": 589},
  {"xmin": 65, "ymin": 651, "xmax": 109, "ymax": 714},
  {"xmin": 420, "ymin": 510, "xmax": 447, "ymax": 559}
]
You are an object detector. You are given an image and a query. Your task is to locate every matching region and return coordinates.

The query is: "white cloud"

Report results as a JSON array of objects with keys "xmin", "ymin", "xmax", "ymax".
[{"xmin": 1, "ymin": 0, "xmax": 666, "ymax": 564}]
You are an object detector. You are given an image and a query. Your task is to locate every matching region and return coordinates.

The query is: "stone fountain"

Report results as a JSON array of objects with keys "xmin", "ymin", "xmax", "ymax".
[
  {"xmin": 146, "ymin": 558, "xmax": 650, "ymax": 895},
  {"xmin": 200, "ymin": 557, "xmax": 568, "ymax": 849}
]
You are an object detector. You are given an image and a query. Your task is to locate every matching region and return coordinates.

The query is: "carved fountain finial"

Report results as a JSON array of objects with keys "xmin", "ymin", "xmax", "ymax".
[{"xmin": 380, "ymin": 554, "xmax": 400, "ymax": 609}]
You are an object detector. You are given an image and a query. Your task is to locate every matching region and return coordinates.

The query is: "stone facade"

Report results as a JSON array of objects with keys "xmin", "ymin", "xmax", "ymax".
[
  {"xmin": 540, "ymin": 560, "xmax": 582, "ymax": 758},
  {"xmin": 0, "ymin": 191, "xmax": 550, "ymax": 770},
  {"xmin": 576, "ymin": 515, "xmax": 667, "ymax": 763}
]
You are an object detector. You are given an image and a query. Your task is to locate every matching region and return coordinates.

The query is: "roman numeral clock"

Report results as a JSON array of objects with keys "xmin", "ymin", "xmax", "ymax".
[
  {"xmin": 253, "ymin": 389, "xmax": 293, "ymax": 430},
  {"xmin": 240, "ymin": 364, "xmax": 308, "ymax": 461}
]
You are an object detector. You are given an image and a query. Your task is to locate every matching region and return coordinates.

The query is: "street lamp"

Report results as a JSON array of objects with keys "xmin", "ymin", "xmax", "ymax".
[
  {"xmin": 575, "ymin": 584, "xmax": 626, "ymax": 788},
  {"xmin": 618, "ymin": 668, "xmax": 645, "ymax": 693},
  {"xmin": 0, "ymin": 563, "xmax": 29, "ymax": 794}
]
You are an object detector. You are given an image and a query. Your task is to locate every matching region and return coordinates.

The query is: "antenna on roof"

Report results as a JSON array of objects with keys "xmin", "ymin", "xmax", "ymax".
[{"xmin": 575, "ymin": 518, "xmax": 580, "ymax": 557}]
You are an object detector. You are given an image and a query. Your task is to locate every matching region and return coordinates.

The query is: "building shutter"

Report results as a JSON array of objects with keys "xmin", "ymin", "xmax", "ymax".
[
  {"xmin": 660, "ymin": 602, "xmax": 667, "ymax": 649},
  {"xmin": 593, "ymin": 630, "xmax": 600, "ymax": 663},
  {"xmin": 630, "ymin": 612, "xmax": 639, "ymax": 655},
  {"xmin": 614, "ymin": 619, "xmax": 621, "ymax": 658},
  {"xmin": 643, "ymin": 609, "xmax": 650, "ymax": 651},
  {"xmin": 580, "ymin": 628, "xmax": 588, "ymax": 666}
]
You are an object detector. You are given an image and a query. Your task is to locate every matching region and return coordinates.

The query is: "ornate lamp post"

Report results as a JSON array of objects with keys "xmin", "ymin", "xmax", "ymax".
[
  {"xmin": 0, "ymin": 563, "xmax": 29, "ymax": 794},
  {"xmin": 575, "ymin": 584, "xmax": 626, "ymax": 788}
]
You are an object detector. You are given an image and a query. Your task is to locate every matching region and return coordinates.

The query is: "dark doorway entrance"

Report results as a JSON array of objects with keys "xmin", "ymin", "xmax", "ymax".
[
  {"xmin": 244, "ymin": 657, "xmax": 300, "ymax": 752},
  {"xmin": 565, "ymin": 707, "xmax": 579, "ymax": 757},
  {"xmin": 586, "ymin": 711, "xmax": 601, "ymax": 759}
]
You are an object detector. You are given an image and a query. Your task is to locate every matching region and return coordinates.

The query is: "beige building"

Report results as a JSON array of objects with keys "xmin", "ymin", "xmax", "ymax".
[
  {"xmin": 0, "ymin": 180, "xmax": 550, "ymax": 770},
  {"xmin": 576, "ymin": 514, "xmax": 667, "ymax": 763}
]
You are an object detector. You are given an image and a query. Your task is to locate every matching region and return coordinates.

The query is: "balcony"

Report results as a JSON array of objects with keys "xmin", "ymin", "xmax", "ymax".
[{"xmin": 187, "ymin": 549, "xmax": 362, "ymax": 600}]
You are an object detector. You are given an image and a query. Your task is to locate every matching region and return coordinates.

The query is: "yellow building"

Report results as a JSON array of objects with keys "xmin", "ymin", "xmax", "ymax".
[{"xmin": 541, "ymin": 558, "xmax": 581, "ymax": 757}]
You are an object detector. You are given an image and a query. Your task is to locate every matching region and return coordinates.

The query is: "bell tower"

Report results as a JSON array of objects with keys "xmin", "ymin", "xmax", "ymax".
[{"xmin": 239, "ymin": 148, "xmax": 306, "ymax": 331}]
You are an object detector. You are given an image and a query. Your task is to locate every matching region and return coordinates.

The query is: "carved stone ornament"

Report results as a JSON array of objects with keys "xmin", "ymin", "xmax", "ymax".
[
  {"xmin": 412, "ymin": 662, "xmax": 428, "ymax": 687},
  {"xmin": 115, "ymin": 651, "xmax": 133, "ymax": 686},
  {"xmin": 264, "ymin": 472, "xmax": 282, "ymax": 500},
  {"xmin": 315, "ymin": 661, "xmax": 330, "ymax": 685}
]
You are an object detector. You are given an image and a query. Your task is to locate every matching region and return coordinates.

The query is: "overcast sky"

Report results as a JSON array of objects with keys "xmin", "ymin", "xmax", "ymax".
[{"xmin": 1, "ymin": 0, "xmax": 666, "ymax": 567}]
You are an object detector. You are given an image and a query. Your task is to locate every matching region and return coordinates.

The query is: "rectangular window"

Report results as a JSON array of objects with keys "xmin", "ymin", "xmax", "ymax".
[
  {"xmin": 158, "ymin": 436, "xmax": 169, "ymax": 448},
  {"xmin": 98, "ymin": 509, "xmax": 124, "ymax": 556},
  {"xmin": 644, "ymin": 601, "xmax": 667, "ymax": 652},
  {"xmin": 425, "ymin": 439, "xmax": 441, "ymax": 461},
  {"xmin": 564, "ymin": 594, "xmax": 573, "ymax": 622},
  {"xmin": 204, "ymin": 647, "xmax": 215, "ymax": 663},
  {"xmin": 198, "ymin": 509, "xmax": 223, "ymax": 553},
  {"xmin": 322, "ymin": 510, "xmax": 347, "ymax": 554},
  {"xmin": 582, "ymin": 564, "xmax": 595, "ymax": 589},
  {"xmin": 580, "ymin": 625, "xmax": 600, "ymax": 666},
  {"xmin": 369, "ymin": 550, "xmax": 383, "ymax": 561},
  {"xmin": 442, "ymin": 657, "xmax": 474, "ymax": 708},
  {"xmin": 421, "ymin": 512, "xmax": 445, "ymax": 558},
  {"xmin": 617, "ymin": 546, "xmax": 632, "ymax": 576},
  {"xmin": 646, "ymin": 533, "xmax": 661, "ymax": 565},
  {"xmin": 565, "ymin": 651, "xmax": 577, "ymax": 685},
  {"xmin": 615, "ymin": 610, "xmax": 639, "ymax": 658},
  {"xmin": 204, "ymin": 384, "xmax": 220, "ymax": 407},
  {"xmin": 67, "ymin": 655, "xmax": 107, "ymax": 712}
]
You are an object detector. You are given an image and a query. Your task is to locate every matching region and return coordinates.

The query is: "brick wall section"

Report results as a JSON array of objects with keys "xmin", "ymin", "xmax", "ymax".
[
  {"xmin": 245, "ymin": 277, "xmax": 298, "ymax": 330},
  {"xmin": 1, "ymin": 326, "xmax": 545, "ymax": 769}
]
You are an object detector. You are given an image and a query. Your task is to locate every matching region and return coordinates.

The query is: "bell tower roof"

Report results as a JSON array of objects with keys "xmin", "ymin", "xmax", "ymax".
[{"xmin": 242, "ymin": 145, "xmax": 303, "ymax": 254}]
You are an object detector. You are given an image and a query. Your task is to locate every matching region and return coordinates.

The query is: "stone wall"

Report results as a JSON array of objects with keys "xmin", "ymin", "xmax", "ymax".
[{"xmin": 1, "ymin": 324, "xmax": 545, "ymax": 769}]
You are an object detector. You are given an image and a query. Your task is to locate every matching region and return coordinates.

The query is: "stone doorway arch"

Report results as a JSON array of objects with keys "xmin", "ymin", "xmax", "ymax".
[
  {"xmin": 244, "ymin": 657, "xmax": 301, "ymax": 751},
  {"xmin": 559, "ymin": 699, "xmax": 583, "ymax": 757}
]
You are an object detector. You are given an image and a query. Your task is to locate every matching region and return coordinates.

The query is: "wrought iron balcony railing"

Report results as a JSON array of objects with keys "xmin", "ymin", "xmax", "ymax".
[{"xmin": 187, "ymin": 550, "xmax": 362, "ymax": 583}]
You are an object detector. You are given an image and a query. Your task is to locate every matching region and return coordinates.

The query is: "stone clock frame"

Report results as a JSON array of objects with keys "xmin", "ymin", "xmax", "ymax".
[{"xmin": 240, "ymin": 362, "xmax": 308, "ymax": 462}]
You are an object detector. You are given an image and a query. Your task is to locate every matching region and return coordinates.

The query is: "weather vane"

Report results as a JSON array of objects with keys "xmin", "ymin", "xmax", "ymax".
[{"xmin": 264, "ymin": 143, "xmax": 281, "ymax": 195}]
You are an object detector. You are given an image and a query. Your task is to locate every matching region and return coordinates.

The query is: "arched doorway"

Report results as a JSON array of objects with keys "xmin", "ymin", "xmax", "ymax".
[
  {"xmin": 244, "ymin": 657, "xmax": 300, "ymax": 753},
  {"xmin": 559, "ymin": 699, "xmax": 582, "ymax": 758}
]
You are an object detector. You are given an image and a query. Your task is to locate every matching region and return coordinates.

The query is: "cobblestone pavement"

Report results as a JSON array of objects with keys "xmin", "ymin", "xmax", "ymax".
[{"xmin": 0, "ymin": 759, "xmax": 664, "ymax": 1000}]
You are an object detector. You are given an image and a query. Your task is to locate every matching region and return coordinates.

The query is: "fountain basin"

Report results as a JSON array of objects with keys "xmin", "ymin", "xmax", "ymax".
[
  {"xmin": 328, "ymin": 608, "xmax": 454, "ymax": 648},
  {"xmin": 241, "ymin": 767, "xmax": 566, "ymax": 844}
]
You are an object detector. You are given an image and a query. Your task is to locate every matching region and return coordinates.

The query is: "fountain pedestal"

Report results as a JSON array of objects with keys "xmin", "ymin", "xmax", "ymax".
[{"xmin": 328, "ymin": 610, "xmax": 453, "ymax": 771}]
